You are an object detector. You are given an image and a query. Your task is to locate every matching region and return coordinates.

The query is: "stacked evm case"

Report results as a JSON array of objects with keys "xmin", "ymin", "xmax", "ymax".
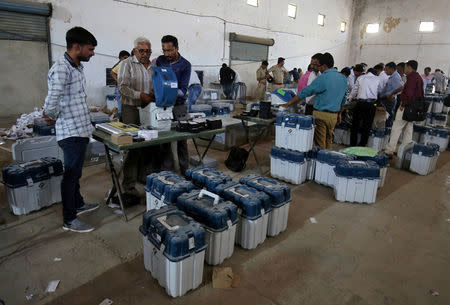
[
  {"xmin": 145, "ymin": 171, "xmax": 195, "ymax": 211},
  {"xmin": 140, "ymin": 205, "xmax": 206, "ymax": 297},
  {"xmin": 240, "ymin": 174, "xmax": 291, "ymax": 237},
  {"xmin": 214, "ymin": 181, "xmax": 271, "ymax": 249},
  {"xmin": 177, "ymin": 189, "xmax": 237, "ymax": 265},
  {"xmin": 271, "ymin": 113, "xmax": 316, "ymax": 184},
  {"xmin": 333, "ymin": 160, "xmax": 381, "ymax": 204},
  {"xmin": 315, "ymin": 150, "xmax": 356, "ymax": 187},
  {"xmin": 140, "ymin": 167, "xmax": 292, "ymax": 296},
  {"xmin": 409, "ymin": 143, "xmax": 440, "ymax": 175},
  {"xmin": 2, "ymin": 158, "xmax": 63, "ymax": 215}
]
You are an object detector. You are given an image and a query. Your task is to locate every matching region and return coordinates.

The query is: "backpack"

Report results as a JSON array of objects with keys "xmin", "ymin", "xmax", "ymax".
[
  {"xmin": 225, "ymin": 147, "xmax": 249, "ymax": 172},
  {"xmin": 402, "ymin": 98, "xmax": 429, "ymax": 122}
]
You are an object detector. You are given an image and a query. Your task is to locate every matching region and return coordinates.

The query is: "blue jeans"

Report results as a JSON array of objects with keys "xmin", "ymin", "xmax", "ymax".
[
  {"xmin": 115, "ymin": 87, "xmax": 122, "ymax": 121},
  {"xmin": 188, "ymin": 85, "xmax": 202, "ymax": 111},
  {"xmin": 58, "ymin": 137, "xmax": 89, "ymax": 223},
  {"xmin": 381, "ymin": 98, "xmax": 397, "ymax": 128},
  {"xmin": 232, "ymin": 83, "xmax": 240, "ymax": 100}
]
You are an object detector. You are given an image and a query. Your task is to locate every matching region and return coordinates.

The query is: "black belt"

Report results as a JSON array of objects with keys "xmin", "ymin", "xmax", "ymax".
[
  {"xmin": 358, "ymin": 98, "xmax": 377, "ymax": 102},
  {"xmin": 314, "ymin": 109, "xmax": 339, "ymax": 114}
]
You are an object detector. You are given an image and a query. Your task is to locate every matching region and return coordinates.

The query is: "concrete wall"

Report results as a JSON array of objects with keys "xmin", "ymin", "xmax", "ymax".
[
  {"xmin": 349, "ymin": 0, "xmax": 450, "ymax": 74},
  {"xmin": 35, "ymin": 0, "xmax": 353, "ymax": 105},
  {"xmin": 0, "ymin": 40, "xmax": 49, "ymax": 116}
]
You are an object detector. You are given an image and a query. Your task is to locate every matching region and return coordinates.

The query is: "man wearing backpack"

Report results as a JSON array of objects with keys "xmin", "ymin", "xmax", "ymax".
[{"xmin": 385, "ymin": 60, "xmax": 424, "ymax": 157}]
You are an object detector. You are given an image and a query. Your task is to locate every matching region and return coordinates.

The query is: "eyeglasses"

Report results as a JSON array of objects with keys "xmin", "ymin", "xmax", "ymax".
[
  {"xmin": 137, "ymin": 49, "xmax": 152, "ymax": 54},
  {"xmin": 162, "ymin": 49, "xmax": 176, "ymax": 54}
]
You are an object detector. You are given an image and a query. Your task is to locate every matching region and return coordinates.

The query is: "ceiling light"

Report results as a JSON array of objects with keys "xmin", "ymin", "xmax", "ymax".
[
  {"xmin": 419, "ymin": 21, "xmax": 434, "ymax": 32},
  {"xmin": 366, "ymin": 23, "xmax": 379, "ymax": 33}
]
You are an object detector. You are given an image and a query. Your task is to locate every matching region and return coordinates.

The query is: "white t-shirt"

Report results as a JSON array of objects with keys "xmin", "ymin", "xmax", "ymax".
[
  {"xmin": 349, "ymin": 72, "xmax": 381, "ymax": 100},
  {"xmin": 378, "ymin": 70, "xmax": 389, "ymax": 94},
  {"xmin": 189, "ymin": 70, "xmax": 201, "ymax": 86},
  {"xmin": 306, "ymin": 71, "xmax": 319, "ymax": 105}
]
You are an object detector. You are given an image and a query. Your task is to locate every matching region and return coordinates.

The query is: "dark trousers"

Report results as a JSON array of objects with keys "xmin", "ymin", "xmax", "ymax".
[
  {"xmin": 380, "ymin": 98, "xmax": 398, "ymax": 128},
  {"xmin": 161, "ymin": 104, "xmax": 189, "ymax": 176},
  {"xmin": 58, "ymin": 136, "xmax": 89, "ymax": 223},
  {"xmin": 121, "ymin": 104, "xmax": 159, "ymax": 192},
  {"xmin": 350, "ymin": 100, "xmax": 377, "ymax": 146},
  {"xmin": 222, "ymin": 83, "xmax": 233, "ymax": 100}
]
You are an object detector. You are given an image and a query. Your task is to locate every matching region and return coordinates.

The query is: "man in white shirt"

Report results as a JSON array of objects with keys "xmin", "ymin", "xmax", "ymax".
[
  {"xmin": 374, "ymin": 63, "xmax": 389, "ymax": 94},
  {"xmin": 348, "ymin": 68, "xmax": 382, "ymax": 146},
  {"xmin": 347, "ymin": 64, "xmax": 364, "ymax": 93},
  {"xmin": 421, "ymin": 67, "xmax": 434, "ymax": 93},
  {"xmin": 434, "ymin": 69, "xmax": 448, "ymax": 93},
  {"xmin": 303, "ymin": 53, "xmax": 322, "ymax": 115}
]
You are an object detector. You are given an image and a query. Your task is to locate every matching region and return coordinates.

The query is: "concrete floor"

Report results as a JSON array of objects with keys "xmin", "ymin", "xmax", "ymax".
[{"xmin": 0, "ymin": 139, "xmax": 449, "ymax": 305}]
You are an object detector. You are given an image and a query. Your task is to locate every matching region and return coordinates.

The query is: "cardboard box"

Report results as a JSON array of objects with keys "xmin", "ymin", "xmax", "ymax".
[{"xmin": 111, "ymin": 133, "xmax": 132, "ymax": 145}]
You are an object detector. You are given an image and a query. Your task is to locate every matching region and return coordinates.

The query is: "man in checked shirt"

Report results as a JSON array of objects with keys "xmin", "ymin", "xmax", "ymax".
[{"xmin": 43, "ymin": 27, "xmax": 99, "ymax": 233}]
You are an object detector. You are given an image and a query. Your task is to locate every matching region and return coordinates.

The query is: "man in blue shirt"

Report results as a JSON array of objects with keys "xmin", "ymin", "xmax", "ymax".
[
  {"xmin": 283, "ymin": 53, "xmax": 347, "ymax": 148},
  {"xmin": 156, "ymin": 35, "xmax": 191, "ymax": 175},
  {"xmin": 380, "ymin": 62, "xmax": 403, "ymax": 127}
]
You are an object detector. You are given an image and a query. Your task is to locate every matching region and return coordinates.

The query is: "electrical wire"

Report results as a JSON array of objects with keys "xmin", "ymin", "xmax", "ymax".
[{"xmin": 113, "ymin": 0, "xmax": 305, "ymax": 38}]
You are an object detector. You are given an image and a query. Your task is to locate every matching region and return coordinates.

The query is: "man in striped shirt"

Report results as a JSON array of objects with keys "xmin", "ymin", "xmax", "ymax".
[
  {"xmin": 43, "ymin": 27, "xmax": 99, "ymax": 233},
  {"xmin": 117, "ymin": 37, "xmax": 156, "ymax": 202}
]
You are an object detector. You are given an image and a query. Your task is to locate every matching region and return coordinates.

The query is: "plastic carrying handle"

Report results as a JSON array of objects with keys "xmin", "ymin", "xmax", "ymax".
[
  {"xmin": 198, "ymin": 189, "xmax": 220, "ymax": 205},
  {"xmin": 19, "ymin": 160, "xmax": 44, "ymax": 168},
  {"xmin": 157, "ymin": 175, "xmax": 176, "ymax": 185}
]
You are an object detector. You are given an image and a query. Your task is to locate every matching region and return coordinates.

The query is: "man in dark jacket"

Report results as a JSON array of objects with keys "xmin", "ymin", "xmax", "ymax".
[
  {"xmin": 156, "ymin": 35, "xmax": 191, "ymax": 175},
  {"xmin": 385, "ymin": 60, "xmax": 424, "ymax": 155},
  {"xmin": 220, "ymin": 63, "xmax": 236, "ymax": 99}
]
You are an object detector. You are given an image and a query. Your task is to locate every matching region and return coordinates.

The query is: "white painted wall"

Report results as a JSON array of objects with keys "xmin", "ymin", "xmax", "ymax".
[
  {"xmin": 35, "ymin": 0, "xmax": 353, "ymax": 105},
  {"xmin": 349, "ymin": 0, "xmax": 450, "ymax": 75}
]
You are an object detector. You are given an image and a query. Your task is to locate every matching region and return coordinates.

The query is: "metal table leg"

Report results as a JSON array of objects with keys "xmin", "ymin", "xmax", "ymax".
[
  {"xmin": 104, "ymin": 144, "xmax": 128, "ymax": 221},
  {"xmin": 240, "ymin": 119, "xmax": 269, "ymax": 175},
  {"xmin": 192, "ymin": 134, "xmax": 216, "ymax": 165}
]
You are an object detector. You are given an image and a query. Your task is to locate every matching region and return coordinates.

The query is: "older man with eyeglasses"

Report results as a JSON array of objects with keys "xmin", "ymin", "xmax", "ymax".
[{"xmin": 117, "ymin": 37, "xmax": 156, "ymax": 205}]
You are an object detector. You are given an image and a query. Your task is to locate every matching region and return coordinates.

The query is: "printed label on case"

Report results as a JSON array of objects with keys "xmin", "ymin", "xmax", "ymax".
[
  {"xmin": 170, "ymin": 82, "xmax": 177, "ymax": 88},
  {"xmin": 189, "ymin": 237, "xmax": 195, "ymax": 249}
]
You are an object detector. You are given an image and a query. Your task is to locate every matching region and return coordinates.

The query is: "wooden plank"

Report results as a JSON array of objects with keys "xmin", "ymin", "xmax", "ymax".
[
  {"xmin": 234, "ymin": 115, "xmax": 276, "ymax": 125},
  {"xmin": 92, "ymin": 128, "xmax": 227, "ymax": 151}
]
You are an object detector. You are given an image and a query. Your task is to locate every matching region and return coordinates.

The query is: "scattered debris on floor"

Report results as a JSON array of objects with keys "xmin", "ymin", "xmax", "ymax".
[
  {"xmin": 99, "ymin": 298, "xmax": 113, "ymax": 305},
  {"xmin": 429, "ymin": 289, "xmax": 439, "ymax": 296},
  {"xmin": 108, "ymin": 203, "xmax": 120, "ymax": 209},
  {"xmin": 2, "ymin": 108, "xmax": 43, "ymax": 140},
  {"xmin": 212, "ymin": 267, "xmax": 240, "ymax": 288},
  {"xmin": 310, "ymin": 217, "xmax": 318, "ymax": 224},
  {"xmin": 25, "ymin": 294, "xmax": 33, "ymax": 301},
  {"xmin": 45, "ymin": 280, "xmax": 60, "ymax": 293},
  {"xmin": 53, "ymin": 257, "xmax": 62, "ymax": 262}
]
